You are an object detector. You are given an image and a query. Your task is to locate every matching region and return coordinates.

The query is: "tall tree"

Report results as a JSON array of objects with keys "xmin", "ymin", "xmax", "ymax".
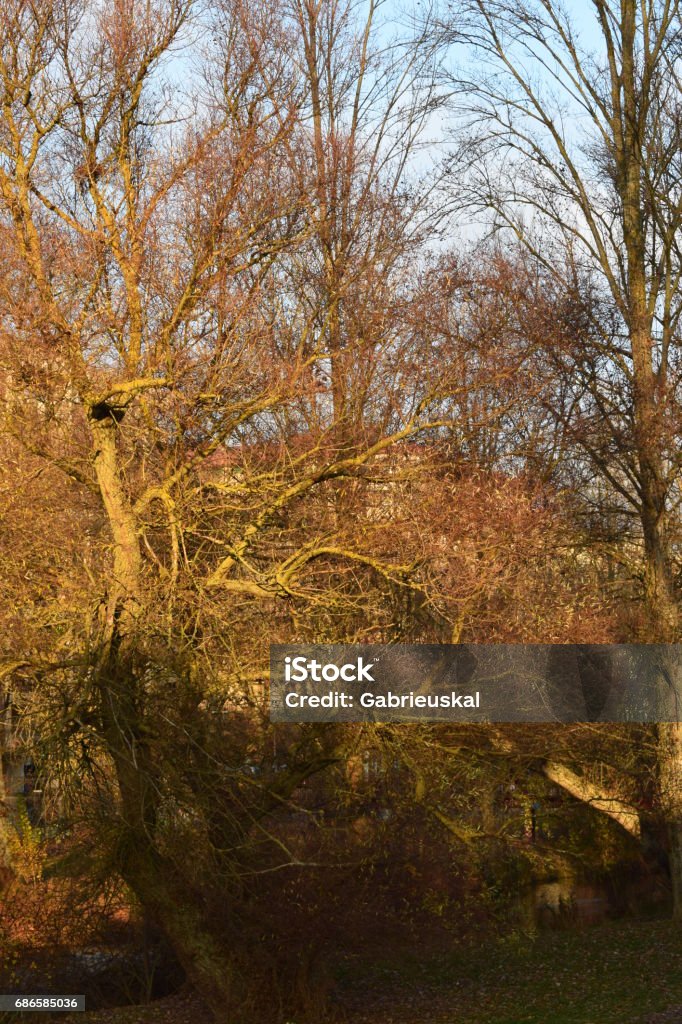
[
  {"xmin": 441, "ymin": 0, "xmax": 682, "ymax": 909},
  {"xmin": 444, "ymin": 0, "xmax": 682, "ymax": 635}
]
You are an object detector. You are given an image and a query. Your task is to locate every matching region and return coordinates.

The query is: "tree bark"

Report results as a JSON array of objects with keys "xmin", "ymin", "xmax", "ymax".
[
  {"xmin": 659, "ymin": 723, "xmax": 682, "ymax": 918},
  {"xmin": 89, "ymin": 409, "xmax": 142, "ymax": 645}
]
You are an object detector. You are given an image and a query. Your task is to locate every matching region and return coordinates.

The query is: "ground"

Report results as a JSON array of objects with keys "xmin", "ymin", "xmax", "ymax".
[
  {"xmin": 60, "ymin": 919, "xmax": 682, "ymax": 1024},
  {"xmin": 343, "ymin": 919, "xmax": 682, "ymax": 1024}
]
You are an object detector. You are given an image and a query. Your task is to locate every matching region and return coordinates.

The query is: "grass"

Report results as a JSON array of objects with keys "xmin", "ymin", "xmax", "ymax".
[
  {"xmin": 338, "ymin": 918, "xmax": 682, "ymax": 1024},
  {"xmin": 8, "ymin": 918, "xmax": 682, "ymax": 1024}
]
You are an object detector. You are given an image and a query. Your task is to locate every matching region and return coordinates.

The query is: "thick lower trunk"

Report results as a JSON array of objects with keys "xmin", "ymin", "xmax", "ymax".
[
  {"xmin": 123, "ymin": 848, "xmax": 241, "ymax": 1020},
  {"xmin": 641, "ymin": 496, "xmax": 682, "ymax": 913},
  {"xmin": 659, "ymin": 723, "xmax": 682, "ymax": 918},
  {"xmin": 101, "ymin": 673, "xmax": 247, "ymax": 1021}
]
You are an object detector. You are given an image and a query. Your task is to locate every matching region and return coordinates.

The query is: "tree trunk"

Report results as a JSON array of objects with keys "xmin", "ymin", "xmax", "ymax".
[
  {"xmin": 120, "ymin": 840, "xmax": 245, "ymax": 1021},
  {"xmin": 89, "ymin": 408, "xmax": 142, "ymax": 645},
  {"xmin": 88, "ymin": 409, "xmax": 256, "ymax": 1019},
  {"xmin": 659, "ymin": 723, "xmax": 682, "ymax": 918},
  {"xmin": 619, "ymin": 0, "xmax": 682, "ymax": 914}
]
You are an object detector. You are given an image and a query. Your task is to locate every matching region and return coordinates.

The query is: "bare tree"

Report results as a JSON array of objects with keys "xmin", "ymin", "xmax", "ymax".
[
  {"xmin": 440, "ymin": 0, "xmax": 682, "ymax": 912},
  {"xmin": 443, "ymin": 0, "xmax": 682, "ymax": 634}
]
